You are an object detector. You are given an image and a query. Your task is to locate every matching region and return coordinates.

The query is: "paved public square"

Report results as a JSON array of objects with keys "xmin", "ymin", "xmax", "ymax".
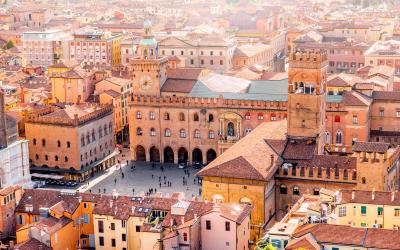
[{"xmin": 85, "ymin": 161, "xmax": 203, "ymax": 199}]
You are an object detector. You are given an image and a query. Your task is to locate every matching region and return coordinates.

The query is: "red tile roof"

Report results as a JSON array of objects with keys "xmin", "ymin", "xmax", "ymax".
[
  {"xmin": 14, "ymin": 238, "xmax": 51, "ymax": 250},
  {"xmin": 372, "ymin": 91, "xmax": 400, "ymax": 101},
  {"xmin": 353, "ymin": 141, "xmax": 390, "ymax": 153},
  {"xmin": 282, "ymin": 139, "xmax": 316, "ymax": 160},
  {"xmin": 161, "ymin": 79, "xmax": 197, "ymax": 93},
  {"xmin": 341, "ymin": 190, "xmax": 400, "ymax": 206},
  {"xmin": 293, "ymin": 224, "xmax": 400, "ymax": 249}
]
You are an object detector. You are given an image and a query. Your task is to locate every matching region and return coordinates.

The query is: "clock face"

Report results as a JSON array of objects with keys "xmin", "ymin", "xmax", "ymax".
[{"xmin": 139, "ymin": 75, "xmax": 153, "ymax": 90}]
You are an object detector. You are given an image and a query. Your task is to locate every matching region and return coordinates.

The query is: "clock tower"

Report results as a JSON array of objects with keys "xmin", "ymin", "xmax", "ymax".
[
  {"xmin": 131, "ymin": 20, "xmax": 168, "ymax": 96},
  {"xmin": 287, "ymin": 48, "xmax": 328, "ymax": 154}
]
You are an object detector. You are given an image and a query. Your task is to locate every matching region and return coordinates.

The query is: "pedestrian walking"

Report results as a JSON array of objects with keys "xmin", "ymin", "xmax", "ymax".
[
  {"xmin": 159, "ymin": 182, "xmax": 162, "ymax": 188},
  {"xmin": 98, "ymin": 188, "xmax": 101, "ymax": 193},
  {"xmin": 114, "ymin": 178, "xmax": 117, "ymax": 185},
  {"xmin": 155, "ymin": 188, "xmax": 157, "ymax": 193},
  {"xmin": 152, "ymin": 174, "xmax": 154, "ymax": 179},
  {"xmin": 132, "ymin": 188, "xmax": 135, "ymax": 194},
  {"xmin": 159, "ymin": 176, "xmax": 161, "ymax": 182},
  {"xmin": 103, "ymin": 188, "xmax": 106, "ymax": 193}
]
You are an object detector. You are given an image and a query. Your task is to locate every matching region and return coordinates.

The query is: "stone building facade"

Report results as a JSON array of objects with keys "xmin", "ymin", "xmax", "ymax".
[{"xmin": 25, "ymin": 104, "xmax": 116, "ymax": 182}]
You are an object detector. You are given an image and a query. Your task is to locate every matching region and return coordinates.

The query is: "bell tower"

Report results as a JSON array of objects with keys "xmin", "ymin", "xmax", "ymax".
[
  {"xmin": 287, "ymin": 48, "xmax": 328, "ymax": 154},
  {"xmin": 131, "ymin": 20, "xmax": 168, "ymax": 96}
]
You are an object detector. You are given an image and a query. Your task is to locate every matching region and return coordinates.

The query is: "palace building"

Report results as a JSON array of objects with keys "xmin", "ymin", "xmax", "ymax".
[
  {"xmin": 197, "ymin": 48, "xmax": 400, "ymax": 245},
  {"xmin": 128, "ymin": 22, "xmax": 400, "ymax": 167},
  {"xmin": 25, "ymin": 103, "xmax": 117, "ymax": 182}
]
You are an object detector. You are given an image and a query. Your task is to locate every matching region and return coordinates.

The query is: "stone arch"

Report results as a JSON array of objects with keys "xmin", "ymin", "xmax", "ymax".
[
  {"xmin": 135, "ymin": 145, "xmax": 146, "ymax": 161},
  {"xmin": 206, "ymin": 149, "xmax": 217, "ymax": 163},
  {"xmin": 239, "ymin": 197, "xmax": 252, "ymax": 205},
  {"xmin": 212, "ymin": 194, "xmax": 224, "ymax": 203},
  {"xmin": 178, "ymin": 147, "xmax": 188, "ymax": 164},
  {"xmin": 164, "ymin": 147, "xmax": 174, "ymax": 163},
  {"xmin": 150, "ymin": 146, "xmax": 160, "ymax": 162},
  {"xmin": 192, "ymin": 148, "xmax": 203, "ymax": 163}
]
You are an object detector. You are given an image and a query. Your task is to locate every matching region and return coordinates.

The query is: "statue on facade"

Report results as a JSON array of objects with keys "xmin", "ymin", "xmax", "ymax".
[{"xmin": 227, "ymin": 122, "xmax": 235, "ymax": 137}]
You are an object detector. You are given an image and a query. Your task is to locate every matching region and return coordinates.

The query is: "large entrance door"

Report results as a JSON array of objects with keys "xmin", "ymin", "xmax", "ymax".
[
  {"xmin": 164, "ymin": 147, "xmax": 174, "ymax": 163},
  {"xmin": 192, "ymin": 148, "xmax": 203, "ymax": 163},
  {"xmin": 178, "ymin": 147, "xmax": 188, "ymax": 164},
  {"xmin": 135, "ymin": 145, "xmax": 146, "ymax": 161},
  {"xmin": 206, "ymin": 149, "xmax": 217, "ymax": 163},
  {"xmin": 150, "ymin": 146, "xmax": 160, "ymax": 162}
]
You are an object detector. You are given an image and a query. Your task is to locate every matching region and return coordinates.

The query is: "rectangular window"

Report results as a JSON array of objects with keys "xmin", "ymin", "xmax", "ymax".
[
  {"xmin": 206, "ymin": 220, "xmax": 211, "ymax": 230},
  {"xmin": 111, "ymin": 223, "xmax": 115, "ymax": 230},
  {"xmin": 378, "ymin": 207, "xmax": 383, "ymax": 216},
  {"xmin": 136, "ymin": 225, "xmax": 140, "ymax": 232},
  {"xmin": 396, "ymin": 111, "xmax": 400, "ymax": 118},
  {"xmin": 99, "ymin": 236, "xmax": 104, "ymax": 246},
  {"xmin": 83, "ymin": 214, "xmax": 89, "ymax": 224},
  {"xmin": 395, "ymin": 208, "xmax": 400, "ymax": 217},
  {"xmin": 352, "ymin": 115, "xmax": 358, "ymax": 124},
  {"xmin": 122, "ymin": 233, "xmax": 126, "ymax": 242},
  {"xmin": 122, "ymin": 220, "xmax": 126, "ymax": 228},
  {"xmin": 339, "ymin": 206, "xmax": 347, "ymax": 217},
  {"xmin": 111, "ymin": 238, "xmax": 116, "ymax": 247},
  {"xmin": 361, "ymin": 206, "xmax": 367, "ymax": 215},
  {"xmin": 225, "ymin": 221, "xmax": 230, "ymax": 231},
  {"xmin": 98, "ymin": 221, "xmax": 104, "ymax": 233}
]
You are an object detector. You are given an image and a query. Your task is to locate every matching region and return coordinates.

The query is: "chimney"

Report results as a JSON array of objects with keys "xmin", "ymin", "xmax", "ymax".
[
  {"xmin": 0, "ymin": 90, "xmax": 7, "ymax": 149},
  {"xmin": 270, "ymin": 154, "xmax": 275, "ymax": 166},
  {"xmin": 372, "ymin": 188, "xmax": 375, "ymax": 200},
  {"xmin": 351, "ymin": 190, "xmax": 355, "ymax": 200},
  {"xmin": 392, "ymin": 192, "xmax": 395, "ymax": 202},
  {"xmin": 181, "ymin": 216, "xmax": 185, "ymax": 225}
]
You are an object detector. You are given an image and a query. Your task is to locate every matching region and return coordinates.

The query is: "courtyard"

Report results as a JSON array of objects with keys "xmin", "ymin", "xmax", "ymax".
[{"xmin": 84, "ymin": 161, "xmax": 203, "ymax": 200}]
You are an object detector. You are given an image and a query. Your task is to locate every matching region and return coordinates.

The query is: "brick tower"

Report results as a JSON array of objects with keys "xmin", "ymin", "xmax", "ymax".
[
  {"xmin": 131, "ymin": 20, "xmax": 168, "ymax": 96},
  {"xmin": 0, "ymin": 89, "xmax": 7, "ymax": 149},
  {"xmin": 287, "ymin": 48, "xmax": 328, "ymax": 154}
]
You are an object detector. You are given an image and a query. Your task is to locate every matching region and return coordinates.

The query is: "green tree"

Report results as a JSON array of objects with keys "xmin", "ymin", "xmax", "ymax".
[{"xmin": 3, "ymin": 40, "xmax": 14, "ymax": 49}]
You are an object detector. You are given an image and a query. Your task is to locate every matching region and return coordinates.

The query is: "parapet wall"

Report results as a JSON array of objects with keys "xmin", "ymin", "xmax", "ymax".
[{"xmin": 26, "ymin": 104, "xmax": 114, "ymax": 127}]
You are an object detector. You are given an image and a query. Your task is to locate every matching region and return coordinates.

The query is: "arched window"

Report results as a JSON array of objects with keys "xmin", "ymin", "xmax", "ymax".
[
  {"xmin": 67, "ymin": 141, "xmax": 71, "ymax": 148},
  {"xmin": 55, "ymin": 156, "xmax": 58, "ymax": 161},
  {"xmin": 150, "ymin": 128, "xmax": 156, "ymax": 136},
  {"xmin": 344, "ymin": 169, "xmax": 348, "ymax": 180},
  {"xmin": 325, "ymin": 132, "xmax": 330, "ymax": 144},
  {"xmin": 362, "ymin": 177, "xmax": 366, "ymax": 184},
  {"xmin": 57, "ymin": 140, "xmax": 61, "ymax": 147},
  {"xmin": 92, "ymin": 129, "xmax": 96, "ymax": 141},
  {"xmin": 104, "ymin": 125, "xmax": 107, "ymax": 135},
  {"xmin": 99, "ymin": 127, "xmax": 103, "ymax": 138},
  {"xmin": 209, "ymin": 130, "xmax": 215, "ymax": 139},
  {"xmin": 180, "ymin": 129, "xmax": 186, "ymax": 138},
  {"xmin": 293, "ymin": 186, "xmax": 300, "ymax": 196},
  {"xmin": 239, "ymin": 197, "xmax": 252, "ymax": 205},
  {"xmin": 42, "ymin": 139, "xmax": 46, "ymax": 146},
  {"xmin": 280, "ymin": 184, "xmax": 287, "ymax": 194},
  {"xmin": 193, "ymin": 113, "xmax": 199, "ymax": 121},
  {"xmin": 65, "ymin": 156, "xmax": 68, "ymax": 162},
  {"xmin": 86, "ymin": 132, "xmax": 90, "ymax": 144},
  {"xmin": 208, "ymin": 114, "xmax": 214, "ymax": 122},
  {"xmin": 336, "ymin": 131, "xmax": 343, "ymax": 145},
  {"xmin": 109, "ymin": 122, "xmax": 113, "ymax": 134},
  {"xmin": 257, "ymin": 113, "xmax": 264, "ymax": 120},
  {"xmin": 245, "ymin": 112, "xmax": 251, "ymax": 120},
  {"xmin": 136, "ymin": 127, "xmax": 143, "ymax": 136},
  {"xmin": 270, "ymin": 113, "xmax": 277, "ymax": 121},
  {"xmin": 136, "ymin": 111, "xmax": 142, "ymax": 119},
  {"xmin": 164, "ymin": 112, "xmax": 170, "ymax": 120},
  {"xmin": 165, "ymin": 128, "xmax": 171, "ymax": 137},
  {"xmin": 194, "ymin": 129, "xmax": 200, "ymax": 138},
  {"xmin": 179, "ymin": 112, "xmax": 185, "ymax": 121},
  {"xmin": 81, "ymin": 135, "xmax": 85, "ymax": 146},
  {"xmin": 35, "ymin": 154, "xmax": 39, "ymax": 160},
  {"xmin": 33, "ymin": 138, "xmax": 37, "ymax": 145},
  {"xmin": 313, "ymin": 188, "xmax": 320, "ymax": 195}
]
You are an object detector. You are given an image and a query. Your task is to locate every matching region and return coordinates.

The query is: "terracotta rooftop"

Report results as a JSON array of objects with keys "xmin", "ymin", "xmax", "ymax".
[
  {"xmin": 293, "ymin": 224, "xmax": 400, "ymax": 249},
  {"xmin": 372, "ymin": 91, "xmax": 400, "ymax": 101},
  {"xmin": 161, "ymin": 79, "xmax": 197, "ymax": 93},
  {"xmin": 14, "ymin": 238, "xmax": 51, "ymax": 250},
  {"xmin": 286, "ymin": 234, "xmax": 321, "ymax": 250},
  {"xmin": 342, "ymin": 91, "xmax": 371, "ymax": 106},
  {"xmin": 353, "ymin": 141, "xmax": 390, "ymax": 153},
  {"xmin": 282, "ymin": 139, "xmax": 316, "ymax": 161},
  {"xmin": 341, "ymin": 190, "xmax": 400, "ymax": 206},
  {"xmin": 198, "ymin": 121, "xmax": 287, "ymax": 181},
  {"xmin": 166, "ymin": 68, "xmax": 206, "ymax": 80}
]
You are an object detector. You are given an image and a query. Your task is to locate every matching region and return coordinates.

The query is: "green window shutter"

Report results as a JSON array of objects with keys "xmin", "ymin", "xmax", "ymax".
[
  {"xmin": 361, "ymin": 222, "xmax": 366, "ymax": 227},
  {"xmin": 332, "ymin": 248, "xmax": 339, "ymax": 250},
  {"xmin": 361, "ymin": 206, "xmax": 367, "ymax": 214},
  {"xmin": 378, "ymin": 207, "xmax": 383, "ymax": 213}
]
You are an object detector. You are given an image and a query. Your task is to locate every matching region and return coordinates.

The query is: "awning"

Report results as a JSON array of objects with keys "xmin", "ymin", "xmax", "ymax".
[{"xmin": 31, "ymin": 173, "xmax": 64, "ymax": 180}]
